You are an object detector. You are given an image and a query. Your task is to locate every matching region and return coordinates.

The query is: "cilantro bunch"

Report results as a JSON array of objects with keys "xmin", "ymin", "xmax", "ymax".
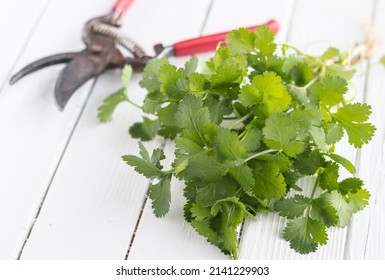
[{"xmin": 99, "ymin": 26, "xmax": 376, "ymax": 258}]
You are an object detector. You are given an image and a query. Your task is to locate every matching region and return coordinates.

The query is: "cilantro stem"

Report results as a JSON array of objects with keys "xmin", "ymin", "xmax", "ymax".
[
  {"xmin": 126, "ymin": 98, "xmax": 142, "ymax": 110},
  {"xmin": 243, "ymin": 149, "xmax": 276, "ymax": 163},
  {"xmin": 228, "ymin": 112, "xmax": 253, "ymax": 130},
  {"xmin": 310, "ymin": 172, "xmax": 321, "ymax": 200}
]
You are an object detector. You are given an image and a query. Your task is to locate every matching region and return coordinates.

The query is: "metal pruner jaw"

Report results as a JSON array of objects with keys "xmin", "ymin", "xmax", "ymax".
[{"xmin": 9, "ymin": 53, "xmax": 77, "ymax": 85}]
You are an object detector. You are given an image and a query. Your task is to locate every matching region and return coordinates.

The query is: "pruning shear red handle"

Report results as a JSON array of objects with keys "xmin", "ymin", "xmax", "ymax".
[
  {"xmin": 112, "ymin": 0, "xmax": 135, "ymax": 24},
  {"xmin": 10, "ymin": 0, "xmax": 280, "ymax": 110},
  {"xmin": 173, "ymin": 19, "xmax": 279, "ymax": 56}
]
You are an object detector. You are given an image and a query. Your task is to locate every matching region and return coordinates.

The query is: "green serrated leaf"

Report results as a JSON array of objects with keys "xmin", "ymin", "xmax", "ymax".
[
  {"xmin": 196, "ymin": 178, "xmax": 237, "ymax": 207},
  {"xmin": 129, "ymin": 117, "xmax": 160, "ymax": 141},
  {"xmin": 229, "ymin": 164, "xmax": 254, "ymax": 195},
  {"xmin": 184, "ymin": 56, "xmax": 198, "ymax": 76},
  {"xmin": 326, "ymin": 153, "xmax": 356, "ymax": 175},
  {"xmin": 122, "ymin": 153, "xmax": 164, "ymax": 180},
  {"xmin": 325, "ymin": 123, "xmax": 344, "ymax": 145},
  {"xmin": 275, "ymin": 195, "xmax": 310, "ymax": 219},
  {"xmin": 310, "ymin": 197, "xmax": 338, "ymax": 227},
  {"xmin": 190, "ymin": 202, "xmax": 211, "ymax": 221},
  {"xmin": 338, "ymin": 177, "xmax": 363, "ymax": 195},
  {"xmin": 263, "ymin": 112, "xmax": 303, "ymax": 156},
  {"xmin": 319, "ymin": 162, "xmax": 339, "ymax": 191},
  {"xmin": 215, "ymin": 127, "xmax": 248, "ymax": 160},
  {"xmin": 183, "ymin": 153, "xmax": 228, "ymax": 183},
  {"xmin": 98, "ymin": 88, "xmax": 128, "ymax": 123},
  {"xmin": 283, "ymin": 217, "xmax": 328, "ymax": 254},
  {"xmin": 139, "ymin": 57, "xmax": 168, "ymax": 92},
  {"xmin": 226, "ymin": 28, "xmax": 255, "ymax": 54},
  {"xmin": 149, "ymin": 174, "xmax": 172, "ymax": 217},
  {"xmin": 294, "ymin": 149, "xmax": 326, "ymax": 175},
  {"xmin": 253, "ymin": 162, "xmax": 286, "ymax": 199},
  {"xmin": 309, "ymin": 75, "xmax": 347, "ymax": 106},
  {"xmin": 323, "ymin": 191, "xmax": 352, "ymax": 227},
  {"xmin": 333, "ymin": 103, "xmax": 376, "ymax": 148},
  {"xmin": 348, "ymin": 189, "xmax": 370, "ymax": 213},
  {"xmin": 252, "ymin": 71, "xmax": 292, "ymax": 113},
  {"xmin": 254, "ymin": 25, "xmax": 276, "ymax": 55}
]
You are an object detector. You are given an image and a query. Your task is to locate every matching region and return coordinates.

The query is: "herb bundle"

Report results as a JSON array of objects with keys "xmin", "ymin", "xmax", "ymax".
[{"xmin": 99, "ymin": 25, "xmax": 375, "ymax": 258}]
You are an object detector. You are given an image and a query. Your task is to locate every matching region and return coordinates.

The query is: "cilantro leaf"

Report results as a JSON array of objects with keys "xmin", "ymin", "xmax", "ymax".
[
  {"xmin": 190, "ymin": 203, "xmax": 212, "ymax": 221},
  {"xmin": 229, "ymin": 164, "xmax": 254, "ymax": 195},
  {"xmin": 348, "ymin": 189, "xmax": 370, "ymax": 213},
  {"xmin": 195, "ymin": 178, "xmax": 237, "ymax": 207},
  {"xmin": 275, "ymin": 195, "xmax": 310, "ymax": 219},
  {"xmin": 325, "ymin": 123, "xmax": 344, "ymax": 144},
  {"xmin": 184, "ymin": 56, "xmax": 198, "ymax": 76},
  {"xmin": 263, "ymin": 112, "xmax": 303, "ymax": 156},
  {"xmin": 252, "ymin": 71, "xmax": 292, "ymax": 113},
  {"xmin": 309, "ymin": 75, "xmax": 347, "ymax": 106},
  {"xmin": 326, "ymin": 153, "xmax": 356, "ymax": 174},
  {"xmin": 129, "ymin": 117, "xmax": 160, "ymax": 141},
  {"xmin": 98, "ymin": 88, "xmax": 128, "ymax": 123},
  {"xmin": 175, "ymin": 95, "xmax": 211, "ymax": 146},
  {"xmin": 253, "ymin": 162, "xmax": 286, "ymax": 199},
  {"xmin": 319, "ymin": 162, "xmax": 339, "ymax": 191},
  {"xmin": 323, "ymin": 191, "xmax": 352, "ymax": 227},
  {"xmin": 253, "ymin": 25, "xmax": 276, "ymax": 55},
  {"xmin": 294, "ymin": 149, "xmax": 325, "ymax": 175},
  {"xmin": 226, "ymin": 28, "xmax": 255, "ymax": 54},
  {"xmin": 122, "ymin": 143, "xmax": 165, "ymax": 179},
  {"xmin": 338, "ymin": 177, "xmax": 363, "ymax": 195},
  {"xmin": 333, "ymin": 103, "xmax": 376, "ymax": 148},
  {"xmin": 139, "ymin": 57, "xmax": 168, "ymax": 92},
  {"xmin": 215, "ymin": 127, "xmax": 248, "ymax": 160},
  {"xmin": 283, "ymin": 217, "xmax": 328, "ymax": 254},
  {"xmin": 158, "ymin": 64, "xmax": 189, "ymax": 99},
  {"xmin": 149, "ymin": 174, "xmax": 172, "ymax": 217},
  {"xmin": 239, "ymin": 85, "xmax": 261, "ymax": 107},
  {"xmin": 183, "ymin": 152, "xmax": 228, "ymax": 183},
  {"xmin": 310, "ymin": 197, "xmax": 338, "ymax": 227}
]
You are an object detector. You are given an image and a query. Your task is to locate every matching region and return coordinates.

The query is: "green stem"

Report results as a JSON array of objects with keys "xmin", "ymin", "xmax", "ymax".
[
  {"xmin": 243, "ymin": 149, "xmax": 277, "ymax": 163},
  {"xmin": 228, "ymin": 112, "xmax": 253, "ymax": 130},
  {"xmin": 309, "ymin": 172, "xmax": 321, "ymax": 200},
  {"xmin": 127, "ymin": 98, "xmax": 142, "ymax": 110},
  {"xmin": 305, "ymin": 172, "xmax": 321, "ymax": 218},
  {"xmin": 303, "ymin": 65, "xmax": 326, "ymax": 90}
]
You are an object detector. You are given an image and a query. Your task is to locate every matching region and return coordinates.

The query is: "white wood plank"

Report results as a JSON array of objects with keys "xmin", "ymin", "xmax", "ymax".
[
  {"xmin": 239, "ymin": 0, "xmax": 375, "ymax": 259},
  {"xmin": 20, "ymin": 0, "xmax": 213, "ymax": 259},
  {"xmin": 128, "ymin": 0, "xmax": 298, "ymax": 260},
  {"xmin": 0, "ymin": 0, "xmax": 111, "ymax": 259},
  {"xmin": 0, "ymin": 0, "xmax": 50, "ymax": 90},
  {"xmin": 346, "ymin": 0, "xmax": 385, "ymax": 260}
]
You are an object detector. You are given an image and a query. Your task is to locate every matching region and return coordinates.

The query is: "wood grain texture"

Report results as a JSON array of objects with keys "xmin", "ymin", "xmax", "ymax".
[
  {"xmin": 128, "ymin": 0, "xmax": 297, "ymax": 260},
  {"xmin": 0, "ymin": 0, "xmax": 110, "ymax": 259},
  {"xmin": 346, "ymin": 0, "xmax": 385, "ymax": 260},
  {"xmin": 239, "ymin": 0, "xmax": 376, "ymax": 260},
  {"xmin": 20, "ymin": 0, "xmax": 213, "ymax": 259}
]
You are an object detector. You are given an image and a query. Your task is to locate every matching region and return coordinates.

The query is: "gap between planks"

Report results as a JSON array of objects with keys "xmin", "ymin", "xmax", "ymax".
[
  {"xmin": 17, "ymin": 78, "xmax": 98, "ymax": 260},
  {"xmin": 343, "ymin": 0, "xmax": 378, "ymax": 260},
  {"xmin": 124, "ymin": 0, "xmax": 216, "ymax": 260}
]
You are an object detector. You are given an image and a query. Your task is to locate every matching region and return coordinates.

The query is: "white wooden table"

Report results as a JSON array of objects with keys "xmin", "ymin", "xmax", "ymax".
[{"xmin": 0, "ymin": 0, "xmax": 384, "ymax": 260}]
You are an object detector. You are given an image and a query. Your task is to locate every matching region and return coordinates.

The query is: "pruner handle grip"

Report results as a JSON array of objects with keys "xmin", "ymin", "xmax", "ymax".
[
  {"xmin": 173, "ymin": 19, "xmax": 279, "ymax": 57},
  {"xmin": 113, "ymin": 0, "xmax": 135, "ymax": 18}
]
